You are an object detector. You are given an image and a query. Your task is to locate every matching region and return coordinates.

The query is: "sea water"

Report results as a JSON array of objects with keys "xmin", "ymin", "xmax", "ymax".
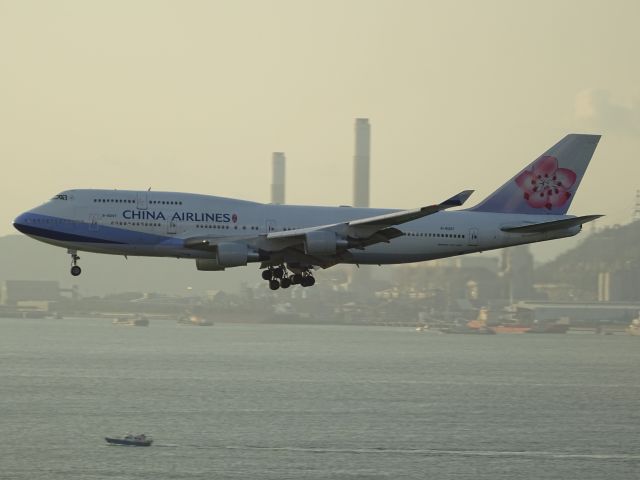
[{"xmin": 1, "ymin": 318, "xmax": 639, "ymax": 479}]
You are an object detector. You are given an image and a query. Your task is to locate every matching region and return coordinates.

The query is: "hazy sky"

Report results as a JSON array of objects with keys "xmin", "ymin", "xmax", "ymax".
[{"xmin": 2, "ymin": 0, "xmax": 639, "ymax": 238}]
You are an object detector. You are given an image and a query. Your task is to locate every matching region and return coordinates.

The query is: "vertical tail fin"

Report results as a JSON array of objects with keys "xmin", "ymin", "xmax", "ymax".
[{"xmin": 470, "ymin": 134, "xmax": 601, "ymax": 215}]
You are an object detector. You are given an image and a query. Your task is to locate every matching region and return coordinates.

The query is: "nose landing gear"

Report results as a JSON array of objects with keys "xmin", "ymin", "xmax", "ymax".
[{"xmin": 68, "ymin": 250, "xmax": 82, "ymax": 276}]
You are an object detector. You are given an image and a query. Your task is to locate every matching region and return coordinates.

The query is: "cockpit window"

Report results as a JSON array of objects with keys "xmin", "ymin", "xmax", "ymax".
[{"xmin": 52, "ymin": 194, "xmax": 69, "ymax": 200}]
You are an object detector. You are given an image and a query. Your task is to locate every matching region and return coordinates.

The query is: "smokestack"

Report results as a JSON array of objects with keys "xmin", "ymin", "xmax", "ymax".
[
  {"xmin": 353, "ymin": 118, "xmax": 370, "ymax": 207},
  {"xmin": 271, "ymin": 152, "xmax": 285, "ymax": 204}
]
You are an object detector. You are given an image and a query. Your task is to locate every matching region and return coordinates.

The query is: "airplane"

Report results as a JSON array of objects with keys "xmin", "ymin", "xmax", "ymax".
[{"xmin": 13, "ymin": 134, "xmax": 602, "ymax": 290}]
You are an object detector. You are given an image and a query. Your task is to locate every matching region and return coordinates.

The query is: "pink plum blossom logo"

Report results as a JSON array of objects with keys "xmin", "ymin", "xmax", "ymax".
[
  {"xmin": 515, "ymin": 156, "xmax": 577, "ymax": 210},
  {"xmin": 231, "ymin": 213, "xmax": 238, "ymax": 223}
]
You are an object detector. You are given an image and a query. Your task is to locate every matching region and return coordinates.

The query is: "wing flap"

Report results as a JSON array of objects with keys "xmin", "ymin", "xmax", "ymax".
[{"xmin": 354, "ymin": 227, "xmax": 404, "ymax": 248}]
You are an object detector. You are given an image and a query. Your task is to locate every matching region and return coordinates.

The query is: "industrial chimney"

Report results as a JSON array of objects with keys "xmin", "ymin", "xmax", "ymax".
[
  {"xmin": 353, "ymin": 118, "xmax": 370, "ymax": 207},
  {"xmin": 271, "ymin": 152, "xmax": 285, "ymax": 204}
]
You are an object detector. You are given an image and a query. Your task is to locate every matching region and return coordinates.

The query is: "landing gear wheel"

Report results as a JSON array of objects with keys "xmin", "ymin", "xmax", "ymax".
[
  {"xmin": 269, "ymin": 279, "xmax": 280, "ymax": 291},
  {"xmin": 261, "ymin": 269, "xmax": 272, "ymax": 281},
  {"xmin": 280, "ymin": 277, "xmax": 292, "ymax": 289},
  {"xmin": 68, "ymin": 250, "xmax": 81, "ymax": 276},
  {"xmin": 301, "ymin": 276, "xmax": 315, "ymax": 287},
  {"xmin": 291, "ymin": 273, "xmax": 303, "ymax": 285},
  {"xmin": 273, "ymin": 266, "xmax": 285, "ymax": 279}
]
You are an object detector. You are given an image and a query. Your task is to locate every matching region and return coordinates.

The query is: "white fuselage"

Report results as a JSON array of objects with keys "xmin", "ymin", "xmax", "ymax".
[{"xmin": 13, "ymin": 189, "xmax": 580, "ymax": 266}]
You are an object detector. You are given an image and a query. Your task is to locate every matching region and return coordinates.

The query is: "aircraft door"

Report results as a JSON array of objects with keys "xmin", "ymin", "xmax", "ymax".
[
  {"xmin": 73, "ymin": 207, "xmax": 88, "ymax": 230},
  {"xmin": 265, "ymin": 219, "xmax": 277, "ymax": 233},
  {"xmin": 136, "ymin": 192, "xmax": 148, "ymax": 210},
  {"xmin": 167, "ymin": 221, "xmax": 177, "ymax": 235},
  {"xmin": 468, "ymin": 228, "xmax": 479, "ymax": 246},
  {"xmin": 89, "ymin": 214, "xmax": 99, "ymax": 232}
]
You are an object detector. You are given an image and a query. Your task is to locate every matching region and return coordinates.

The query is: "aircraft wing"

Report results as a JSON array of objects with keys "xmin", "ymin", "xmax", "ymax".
[
  {"xmin": 346, "ymin": 189, "xmax": 474, "ymax": 239},
  {"xmin": 266, "ymin": 190, "xmax": 473, "ymax": 241},
  {"xmin": 184, "ymin": 189, "xmax": 473, "ymax": 268},
  {"xmin": 264, "ymin": 190, "xmax": 472, "ymax": 265}
]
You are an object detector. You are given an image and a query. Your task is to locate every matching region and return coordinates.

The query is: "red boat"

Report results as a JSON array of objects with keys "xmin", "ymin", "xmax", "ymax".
[
  {"xmin": 489, "ymin": 325, "xmax": 531, "ymax": 334},
  {"xmin": 525, "ymin": 323, "xmax": 570, "ymax": 334}
]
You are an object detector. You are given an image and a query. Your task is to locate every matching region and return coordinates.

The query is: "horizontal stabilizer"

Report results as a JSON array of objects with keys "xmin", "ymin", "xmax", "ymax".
[{"xmin": 501, "ymin": 215, "xmax": 603, "ymax": 234}]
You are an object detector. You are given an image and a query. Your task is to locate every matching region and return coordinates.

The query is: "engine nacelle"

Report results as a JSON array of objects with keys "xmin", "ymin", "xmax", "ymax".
[
  {"xmin": 195, "ymin": 259, "xmax": 226, "ymax": 271},
  {"xmin": 195, "ymin": 243, "xmax": 258, "ymax": 271},
  {"xmin": 304, "ymin": 231, "xmax": 348, "ymax": 255}
]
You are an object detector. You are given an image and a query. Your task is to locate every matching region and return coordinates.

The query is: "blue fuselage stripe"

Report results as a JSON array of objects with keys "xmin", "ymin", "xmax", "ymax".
[
  {"xmin": 13, "ymin": 223, "xmax": 126, "ymax": 244},
  {"xmin": 13, "ymin": 213, "xmax": 178, "ymax": 246}
]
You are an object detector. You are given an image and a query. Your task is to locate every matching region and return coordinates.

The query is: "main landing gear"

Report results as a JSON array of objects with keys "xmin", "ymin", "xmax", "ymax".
[
  {"xmin": 68, "ymin": 250, "xmax": 82, "ymax": 276},
  {"xmin": 261, "ymin": 265, "xmax": 316, "ymax": 290}
]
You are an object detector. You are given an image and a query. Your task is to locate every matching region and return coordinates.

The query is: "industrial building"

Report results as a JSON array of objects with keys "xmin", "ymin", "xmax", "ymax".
[
  {"xmin": 513, "ymin": 300, "xmax": 640, "ymax": 326},
  {"xmin": 271, "ymin": 152, "xmax": 286, "ymax": 204},
  {"xmin": 353, "ymin": 118, "xmax": 370, "ymax": 208},
  {"xmin": 1, "ymin": 280, "xmax": 60, "ymax": 305}
]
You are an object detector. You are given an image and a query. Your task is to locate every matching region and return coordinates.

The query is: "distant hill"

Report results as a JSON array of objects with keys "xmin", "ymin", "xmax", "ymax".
[
  {"xmin": 0, "ymin": 235, "xmax": 258, "ymax": 296},
  {"xmin": 535, "ymin": 221, "xmax": 640, "ymax": 297}
]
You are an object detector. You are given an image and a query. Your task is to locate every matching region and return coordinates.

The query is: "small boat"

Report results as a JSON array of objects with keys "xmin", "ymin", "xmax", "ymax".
[
  {"xmin": 525, "ymin": 322, "xmax": 570, "ymax": 334},
  {"xmin": 468, "ymin": 307, "xmax": 530, "ymax": 334},
  {"xmin": 626, "ymin": 317, "xmax": 640, "ymax": 336},
  {"xmin": 177, "ymin": 314, "xmax": 213, "ymax": 326},
  {"xmin": 112, "ymin": 315, "xmax": 149, "ymax": 327},
  {"xmin": 489, "ymin": 324, "xmax": 531, "ymax": 334},
  {"xmin": 440, "ymin": 325, "xmax": 496, "ymax": 334},
  {"xmin": 105, "ymin": 433, "xmax": 153, "ymax": 446}
]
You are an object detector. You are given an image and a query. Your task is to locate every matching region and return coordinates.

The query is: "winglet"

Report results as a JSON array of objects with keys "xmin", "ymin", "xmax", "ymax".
[{"xmin": 439, "ymin": 190, "xmax": 474, "ymax": 209}]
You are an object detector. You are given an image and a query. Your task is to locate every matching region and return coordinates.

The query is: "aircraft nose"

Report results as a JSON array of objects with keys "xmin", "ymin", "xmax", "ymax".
[{"xmin": 13, "ymin": 212, "xmax": 30, "ymax": 234}]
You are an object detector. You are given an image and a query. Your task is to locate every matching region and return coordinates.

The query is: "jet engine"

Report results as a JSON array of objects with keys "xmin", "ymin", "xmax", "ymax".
[
  {"xmin": 304, "ymin": 231, "xmax": 348, "ymax": 255},
  {"xmin": 195, "ymin": 243, "xmax": 259, "ymax": 271}
]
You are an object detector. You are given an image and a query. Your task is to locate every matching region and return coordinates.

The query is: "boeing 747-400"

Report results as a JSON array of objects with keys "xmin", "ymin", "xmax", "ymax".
[{"xmin": 13, "ymin": 134, "xmax": 602, "ymax": 289}]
